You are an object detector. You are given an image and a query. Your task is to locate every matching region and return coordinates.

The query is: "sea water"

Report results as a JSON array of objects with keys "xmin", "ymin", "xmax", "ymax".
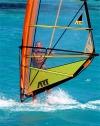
[{"xmin": 0, "ymin": 1, "xmax": 100, "ymax": 126}]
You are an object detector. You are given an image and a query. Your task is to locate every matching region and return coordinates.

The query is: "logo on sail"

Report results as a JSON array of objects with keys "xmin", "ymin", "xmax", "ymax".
[
  {"xmin": 75, "ymin": 14, "xmax": 83, "ymax": 25},
  {"xmin": 38, "ymin": 79, "xmax": 49, "ymax": 88}
]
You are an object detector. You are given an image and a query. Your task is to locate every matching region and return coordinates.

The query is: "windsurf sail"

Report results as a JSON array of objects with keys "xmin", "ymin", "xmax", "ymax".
[{"xmin": 19, "ymin": 0, "xmax": 97, "ymax": 102}]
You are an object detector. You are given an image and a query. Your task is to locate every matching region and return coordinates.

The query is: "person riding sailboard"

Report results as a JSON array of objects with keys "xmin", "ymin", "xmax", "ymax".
[
  {"xmin": 32, "ymin": 42, "xmax": 50, "ymax": 101},
  {"xmin": 33, "ymin": 42, "xmax": 45, "ymax": 68}
]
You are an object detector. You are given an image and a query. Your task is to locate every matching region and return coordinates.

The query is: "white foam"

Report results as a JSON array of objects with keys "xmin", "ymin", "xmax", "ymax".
[
  {"xmin": 0, "ymin": 89, "xmax": 100, "ymax": 112},
  {"xmin": 88, "ymin": 100, "xmax": 100, "ymax": 105},
  {"xmin": 46, "ymin": 88, "xmax": 77, "ymax": 105}
]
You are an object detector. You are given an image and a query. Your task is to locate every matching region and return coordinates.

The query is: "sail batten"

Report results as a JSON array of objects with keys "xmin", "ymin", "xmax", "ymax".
[{"xmin": 30, "ymin": 24, "xmax": 92, "ymax": 30}]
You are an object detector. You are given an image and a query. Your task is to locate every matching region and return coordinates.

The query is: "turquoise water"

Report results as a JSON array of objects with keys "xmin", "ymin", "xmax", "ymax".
[{"xmin": 0, "ymin": 1, "xmax": 100, "ymax": 126}]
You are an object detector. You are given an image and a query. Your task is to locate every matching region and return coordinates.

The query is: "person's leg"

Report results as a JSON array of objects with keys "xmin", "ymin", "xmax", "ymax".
[
  {"xmin": 32, "ymin": 93, "xmax": 36, "ymax": 102},
  {"xmin": 46, "ymin": 89, "xmax": 51, "ymax": 94}
]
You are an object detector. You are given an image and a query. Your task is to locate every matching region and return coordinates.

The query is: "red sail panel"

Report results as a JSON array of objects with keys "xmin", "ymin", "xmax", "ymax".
[{"xmin": 20, "ymin": 0, "xmax": 39, "ymax": 95}]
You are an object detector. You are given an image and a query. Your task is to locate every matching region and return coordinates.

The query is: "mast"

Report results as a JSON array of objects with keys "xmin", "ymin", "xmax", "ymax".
[{"xmin": 20, "ymin": 0, "xmax": 39, "ymax": 102}]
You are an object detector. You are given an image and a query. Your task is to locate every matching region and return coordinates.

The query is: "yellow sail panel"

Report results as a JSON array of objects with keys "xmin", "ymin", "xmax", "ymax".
[{"xmin": 27, "ymin": 60, "xmax": 86, "ymax": 93}]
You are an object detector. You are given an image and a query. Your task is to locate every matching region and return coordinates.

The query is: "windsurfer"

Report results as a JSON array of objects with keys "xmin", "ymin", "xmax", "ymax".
[
  {"xmin": 32, "ymin": 42, "xmax": 50, "ymax": 101},
  {"xmin": 33, "ymin": 42, "xmax": 45, "ymax": 68}
]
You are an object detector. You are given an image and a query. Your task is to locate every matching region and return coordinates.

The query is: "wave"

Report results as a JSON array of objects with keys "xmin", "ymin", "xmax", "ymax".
[
  {"xmin": 0, "ymin": 3, "xmax": 100, "ymax": 11},
  {"xmin": 0, "ymin": 3, "xmax": 26, "ymax": 9},
  {"xmin": 0, "ymin": 88, "xmax": 100, "ymax": 112}
]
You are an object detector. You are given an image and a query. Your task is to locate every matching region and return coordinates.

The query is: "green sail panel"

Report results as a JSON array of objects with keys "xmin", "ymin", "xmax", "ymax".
[{"xmin": 27, "ymin": 60, "xmax": 86, "ymax": 93}]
